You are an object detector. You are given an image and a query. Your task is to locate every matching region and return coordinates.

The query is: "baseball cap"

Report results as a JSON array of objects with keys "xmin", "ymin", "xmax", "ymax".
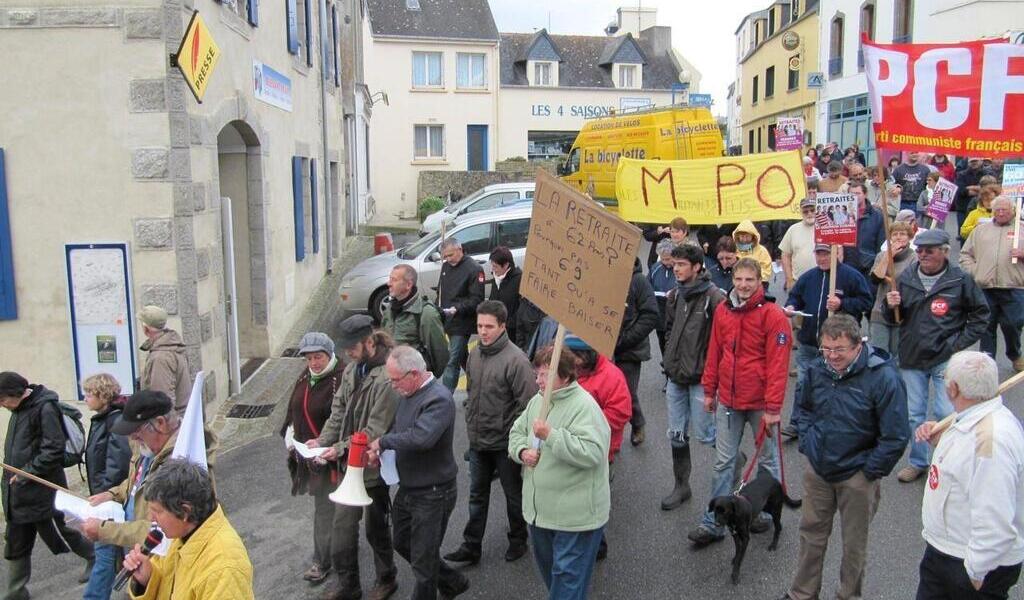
[
  {"xmin": 298, "ymin": 332, "xmax": 335, "ymax": 356},
  {"xmin": 111, "ymin": 390, "xmax": 173, "ymax": 435},
  {"xmin": 813, "ymin": 243, "xmax": 832, "ymax": 252},
  {"xmin": 137, "ymin": 305, "xmax": 168, "ymax": 330},
  {"xmin": 800, "ymin": 197, "xmax": 815, "ymax": 209},
  {"xmin": 337, "ymin": 315, "xmax": 374, "ymax": 349}
]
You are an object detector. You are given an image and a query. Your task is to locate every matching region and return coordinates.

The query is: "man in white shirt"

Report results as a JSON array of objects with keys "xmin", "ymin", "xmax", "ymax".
[
  {"xmin": 914, "ymin": 351, "xmax": 1024, "ymax": 599},
  {"xmin": 780, "ymin": 197, "xmax": 818, "ymax": 292}
]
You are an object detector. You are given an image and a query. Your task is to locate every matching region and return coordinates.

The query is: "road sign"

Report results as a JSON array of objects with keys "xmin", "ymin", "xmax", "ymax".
[
  {"xmin": 172, "ymin": 11, "xmax": 221, "ymax": 103},
  {"xmin": 689, "ymin": 93, "xmax": 713, "ymax": 107},
  {"xmin": 807, "ymin": 72, "xmax": 824, "ymax": 89}
]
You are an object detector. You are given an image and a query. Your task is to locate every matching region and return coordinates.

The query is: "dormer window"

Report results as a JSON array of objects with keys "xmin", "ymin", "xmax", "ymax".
[
  {"xmin": 530, "ymin": 61, "xmax": 556, "ymax": 86},
  {"xmin": 616, "ymin": 64, "xmax": 640, "ymax": 89}
]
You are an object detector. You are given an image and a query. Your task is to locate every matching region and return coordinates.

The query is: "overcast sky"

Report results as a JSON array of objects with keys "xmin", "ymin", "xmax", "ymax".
[{"xmin": 489, "ymin": 0, "xmax": 768, "ymax": 116}]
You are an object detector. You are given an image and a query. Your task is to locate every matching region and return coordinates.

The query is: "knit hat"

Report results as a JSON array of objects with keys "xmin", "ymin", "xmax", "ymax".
[
  {"xmin": 298, "ymin": 332, "xmax": 335, "ymax": 356},
  {"xmin": 563, "ymin": 335, "xmax": 591, "ymax": 352},
  {"xmin": 895, "ymin": 209, "xmax": 917, "ymax": 224},
  {"xmin": 137, "ymin": 305, "xmax": 168, "ymax": 329}
]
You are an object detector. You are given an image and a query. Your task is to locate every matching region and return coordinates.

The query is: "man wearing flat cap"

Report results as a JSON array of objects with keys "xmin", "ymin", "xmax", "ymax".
[
  {"xmin": 137, "ymin": 305, "xmax": 192, "ymax": 417},
  {"xmin": 883, "ymin": 228, "xmax": 990, "ymax": 483},
  {"xmin": 307, "ymin": 315, "xmax": 399, "ymax": 600},
  {"xmin": 80, "ymin": 390, "xmax": 217, "ymax": 551}
]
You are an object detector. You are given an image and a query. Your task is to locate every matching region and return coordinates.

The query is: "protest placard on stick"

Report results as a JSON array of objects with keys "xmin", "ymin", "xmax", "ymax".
[{"xmin": 927, "ymin": 179, "xmax": 958, "ymax": 228}]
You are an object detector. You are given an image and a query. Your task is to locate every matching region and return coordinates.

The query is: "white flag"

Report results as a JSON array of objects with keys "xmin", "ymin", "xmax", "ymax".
[{"xmin": 171, "ymin": 371, "xmax": 207, "ymax": 471}]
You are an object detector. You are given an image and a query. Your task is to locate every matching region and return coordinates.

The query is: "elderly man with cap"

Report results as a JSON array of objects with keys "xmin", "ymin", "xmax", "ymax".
[
  {"xmin": 914, "ymin": 351, "xmax": 1024, "ymax": 599},
  {"xmin": 137, "ymin": 305, "xmax": 191, "ymax": 417},
  {"xmin": 884, "ymin": 228, "xmax": 990, "ymax": 483},
  {"xmin": 781, "ymin": 244, "xmax": 873, "ymax": 440},
  {"xmin": 80, "ymin": 390, "xmax": 217, "ymax": 554},
  {"xmin": 306, "ymin": 315, "xmax": 399, "ymax": 600},
  {"xmin": 959, "ymin": 196, "xmax": 1024, "ymax": 372},
  {"xmin": 780, "ymin": 197, "xmax": 820, "ymax": 292},
  {"xmin": 280, "ymin": 332, "xmax": 345, "ymax": 586}
]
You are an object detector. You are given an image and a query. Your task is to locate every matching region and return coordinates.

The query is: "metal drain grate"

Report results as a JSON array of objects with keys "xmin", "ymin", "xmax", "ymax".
[{"xmin": 226, "ymin": 404, "xmax": 276, "ymax": 419}]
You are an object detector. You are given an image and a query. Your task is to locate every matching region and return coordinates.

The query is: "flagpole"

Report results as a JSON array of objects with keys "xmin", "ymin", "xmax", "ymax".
[
  {"xmin": 0, "ymin": 463, "xmax": 88, "ymax": 500},
  {"xmin": 875, "ymin": 160, "xmax": 901, "ymax": 323}
]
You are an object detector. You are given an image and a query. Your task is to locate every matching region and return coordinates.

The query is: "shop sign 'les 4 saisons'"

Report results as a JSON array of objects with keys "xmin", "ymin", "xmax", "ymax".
[{"xmin": 171, "ymin": 11, "xmax": 221, "ymax": 103}]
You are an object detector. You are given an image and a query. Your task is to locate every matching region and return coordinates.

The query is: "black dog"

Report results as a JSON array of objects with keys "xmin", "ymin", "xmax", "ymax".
[{"xmin": 709, "ymin": 466, "xmax": 802, "ymax": 585}]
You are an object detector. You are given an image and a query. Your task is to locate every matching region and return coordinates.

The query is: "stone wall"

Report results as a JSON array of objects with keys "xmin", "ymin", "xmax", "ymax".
[{"xmin": 416, "ymin": 159, "xmax": 560, "ymax": 202}]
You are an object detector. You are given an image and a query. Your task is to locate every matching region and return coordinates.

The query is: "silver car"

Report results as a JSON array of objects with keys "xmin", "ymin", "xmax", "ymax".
[
  {"xmin": 419, "ymin": 182, "xmax": 535, "ymax": 236},
  {"xmin": 340, "ymin": 206, "xmax": 533, "ymax": 321}
]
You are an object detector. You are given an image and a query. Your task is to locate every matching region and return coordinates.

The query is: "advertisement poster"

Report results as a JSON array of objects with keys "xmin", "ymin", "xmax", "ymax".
[
  {"xmin": 253, "ymin": 60, "xmax": 293, "ymax": 112},
  {"xmin": 1003, "ymin": 164, "xmax": 1024, "ymax": 197},
  {"xmin": 775, "ymin": 117, "xmax": 804, "ymax": 151},
  {"xmin": 926, "ymin": 179, "xmax": 958, "ymax": 224},
  {"xmin": 814, "ymin": 193, "xmax": 859, "ymax": 245}
]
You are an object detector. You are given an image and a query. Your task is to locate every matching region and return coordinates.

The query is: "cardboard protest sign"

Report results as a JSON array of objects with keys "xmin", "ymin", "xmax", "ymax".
[
  {"xmin": 775, "ymin": 117, "xmax": 804, "ymax": 151},
  {"xmin": 814, "ymin": 193, "xmax": 858, "ymax": 245},
  {"xmin": 615, "ymin": 150, "xmax": 806, "ymax": 224},
  {"xmin": 862, "ymin": 37, "xmax": 1024, "ymax": 158},
  {"xmin": 1004, "ymin": 164, "xmax": 1024, "ymax": 197},
  {"xmin": 522, "ymin": 170, "xmax": 642, "ymax": 357},
  {"xmin": 926, "ymin": 179, "xmax": 958, "ymax": 224}
]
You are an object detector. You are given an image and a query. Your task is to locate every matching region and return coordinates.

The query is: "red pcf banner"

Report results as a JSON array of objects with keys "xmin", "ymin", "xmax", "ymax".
[{"xmin": 862, "ymin": 37, "xmax": 1024, "ymax": 158}]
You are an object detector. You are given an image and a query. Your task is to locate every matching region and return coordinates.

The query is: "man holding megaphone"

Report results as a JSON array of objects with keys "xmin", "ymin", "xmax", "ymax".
[{"xmin": 307, "ymin": 315, "xmax": 399, "ymax": 600}]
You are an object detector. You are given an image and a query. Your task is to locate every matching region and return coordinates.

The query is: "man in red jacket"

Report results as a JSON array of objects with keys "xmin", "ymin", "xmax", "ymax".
[
  {"xmin": 688, "ymin": 258, "xmax": 793, "ymax": 546},
  {"xmin": 567, "ymin": 335, "xmax": 632, "ymax": 561}
]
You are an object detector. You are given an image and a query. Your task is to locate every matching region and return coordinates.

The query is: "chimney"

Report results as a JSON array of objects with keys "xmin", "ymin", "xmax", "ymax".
[
  {"xmin": 641, "ymin": 25, "xmax": 672, "ymax": 56},
  {"xmin": 615, "ymin": 6, "xmax": 657, "ymax": 37}
]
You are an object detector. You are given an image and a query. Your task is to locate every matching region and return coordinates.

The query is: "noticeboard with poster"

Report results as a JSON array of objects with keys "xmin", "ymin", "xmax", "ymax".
[
  {"xmin": 521, "ymin": 170, "xmax": 642, "ymax": 357},
  {"xmin": 775, "ymin": 117, "xmax": 804, "ymax": 151},
  {"xmin": 814, "ymin": 193, "xmax": 859, "ymax": 245}
]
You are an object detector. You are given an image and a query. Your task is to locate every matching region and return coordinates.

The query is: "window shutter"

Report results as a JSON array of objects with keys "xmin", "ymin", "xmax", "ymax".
[
  {"xmin": 247, "ymin": 0, "xmax": 259, "ymax": 26},
  {"xmin": 310, "ymin": 158, "xmax": 320, "ymax": 254},
  {"xmin": 0, "ymin": 149, "xmax": 17, "ymax": 320},
  {"xmin": 286, "ymin": 0, "xmax": 299, "ymax": 54},
  {"xmin": 304, "ymin": 0, "xmax": 314, "ymax": 67},
  {"xmin": 292, "ymin": 156, "xmax": 305, "ymax": 261}
]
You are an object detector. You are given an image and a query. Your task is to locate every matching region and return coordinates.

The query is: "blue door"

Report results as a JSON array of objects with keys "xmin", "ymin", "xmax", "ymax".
[{"xmin": 467, "ymin": 125, "xmax": 488, "ymax": 171}]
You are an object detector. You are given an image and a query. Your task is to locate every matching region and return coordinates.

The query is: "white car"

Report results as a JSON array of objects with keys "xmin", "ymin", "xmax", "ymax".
[
  {"xmin": 341, "ymin": 206, "xmax": 533, "ymax": 321},
  {"xmin": 419, "ymin": 182, "xmax": 535, "ymax": 236}
]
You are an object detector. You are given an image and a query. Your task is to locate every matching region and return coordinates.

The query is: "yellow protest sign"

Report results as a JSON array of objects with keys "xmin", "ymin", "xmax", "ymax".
[
  {"xmin": 522, "ymin": 170, "xmax": 642, "ymax": 358},
  {"xmin": 174, "ymin": 11, "xmax": 221, "ymax": 103},
  {"xmin": 614, "ymin": 150, "xmax": 807, "ymax": 224}
]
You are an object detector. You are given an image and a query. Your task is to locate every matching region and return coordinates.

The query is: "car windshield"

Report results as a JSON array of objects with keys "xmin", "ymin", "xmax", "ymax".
[
  {"xmin": 398, "ymin": 231, "xmax": 441, "ymax": 259},
  {"xmin": 445, "ymin": 188, "xmax": 487, "ymax": 213}
]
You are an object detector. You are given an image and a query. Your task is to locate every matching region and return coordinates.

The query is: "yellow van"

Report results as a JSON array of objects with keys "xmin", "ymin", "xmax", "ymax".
[{"xmin": 558, "ymin": 106, "xmax": 724, "ymax": 213}]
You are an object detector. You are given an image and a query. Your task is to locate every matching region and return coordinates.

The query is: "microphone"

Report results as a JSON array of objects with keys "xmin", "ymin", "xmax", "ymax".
[{"xmin": 112, "ymin": 528, "xmax": 164, "ymax": 591}]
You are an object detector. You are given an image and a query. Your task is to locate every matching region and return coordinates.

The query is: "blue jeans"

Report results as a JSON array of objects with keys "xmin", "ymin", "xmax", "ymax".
[
  {"xmin": 529, "ymin": 525, "xmax": 604, "ymax": 600},
  {"xmin": 441, "ymin": 335, "xmax": 470, "ymax": 392},
  {"xmin": 665, "ymin": 381, "xmax": 715, "ymax": 447},
  {"xmin": 790, "ymin": 343, "xmax": 820, "ymax": 428},
  {"xmin": 83, "ymin": 542, "xmax": 118, "ymax": 600},
  {"xmin": 902, "ymin": 363, "xmax": 953, "ymax": 470},
  {"xmin": 701, "ymin": 405, "xmax": 779, "ymax": 534},
  {"xmin": 981, "ymin": 289, "xmax": 1024, "ymax": 361}
]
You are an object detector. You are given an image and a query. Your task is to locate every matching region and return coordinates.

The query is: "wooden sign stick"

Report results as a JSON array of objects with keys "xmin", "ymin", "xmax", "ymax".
[
  {"xmin": 1012, "ymin": 198, "xmax": 1023, "ymax": 265},
  {"xmin": 874, "ymin": 162, "xmax": 901, "ymax": 322},
  {"xmin": 926, "ymin": 368, "xmax": 1024, "ymax": 443},
  {"xmin": 539, "ymin": 324, "xmax": 567, "ymax": 421},
  {"xmin": 0, "ymin": 463, "xmax": 88, "ymax": 501},
  {"xmin": 828, "ymin": 244, "xmax": 838, "ymax": 316}
]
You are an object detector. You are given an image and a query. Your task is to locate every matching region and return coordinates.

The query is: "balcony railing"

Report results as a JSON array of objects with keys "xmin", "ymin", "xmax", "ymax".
[{"xmin": 828, "ymin": 56, "xmax": 843, "ymax": 77}]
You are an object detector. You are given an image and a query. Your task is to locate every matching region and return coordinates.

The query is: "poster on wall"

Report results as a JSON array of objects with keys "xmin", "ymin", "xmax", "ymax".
[
  {"xmin": 775, "ymin": 117, "xmax": 804, "ymax": 151},
  {"xmin": 65, "ymin": 243, "xmax": 137, "ymax": 400},
  {"xmin": 253, "ymin": 60, "xmax": 293, "ymax": 112}
]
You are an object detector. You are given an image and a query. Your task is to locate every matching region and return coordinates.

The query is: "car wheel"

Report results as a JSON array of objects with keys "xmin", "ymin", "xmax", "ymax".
[{"xmin": 369, "ymin": 286, "xmax": 389, "ymax": 324}]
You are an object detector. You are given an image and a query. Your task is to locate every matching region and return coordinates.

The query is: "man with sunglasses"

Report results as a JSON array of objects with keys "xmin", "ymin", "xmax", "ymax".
[
  {"xmin": 883, "ymin": 228, "xmax": 989, "ymax": 483},
  {"xmin": 80, "ymin": 390, "xmax": 217, "ymax": 555}
]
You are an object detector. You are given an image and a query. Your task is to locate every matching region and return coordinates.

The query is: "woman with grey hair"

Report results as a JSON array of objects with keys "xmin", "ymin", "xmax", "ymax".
[
  {"xmin": 648, "ymin": 238, "xmax": 678, "ymax": 354},
  {"xmin": 122, "ymin": 459, "xmax": 253, "ymax": 599}
]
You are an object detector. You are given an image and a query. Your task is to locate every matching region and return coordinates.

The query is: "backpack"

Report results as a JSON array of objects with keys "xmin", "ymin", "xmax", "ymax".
[{"xmin": 56, "ymin": 402, "xmax": 86, "ymax": 468}]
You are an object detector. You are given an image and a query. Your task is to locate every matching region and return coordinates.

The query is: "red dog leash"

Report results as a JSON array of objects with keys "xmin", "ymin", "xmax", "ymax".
[{"xmin": 737, "ymin": 419, "xmax": 789, "ymax": 496}]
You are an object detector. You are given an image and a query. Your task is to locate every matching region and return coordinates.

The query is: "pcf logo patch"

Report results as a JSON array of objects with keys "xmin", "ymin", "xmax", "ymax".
[
  {"xmin": 930, "ymin": 298, "xmax": 949, "ymax": 317},
  {"xmin": 928, "ymin": 464, "xmax": 940, "ymax": 490}
]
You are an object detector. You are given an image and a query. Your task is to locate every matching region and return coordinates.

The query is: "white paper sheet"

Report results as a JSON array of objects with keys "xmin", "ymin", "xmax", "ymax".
[
  {"xmin": 55, "ymin": 491, "xmax": 125, "ymax": 523},
  {"xmin": 380, "ymin": 450, "xmax": 399, "ymax": 485},
  {"xmin": 284, "ymin": 427, "xmax": 328, "ymax": 459}
]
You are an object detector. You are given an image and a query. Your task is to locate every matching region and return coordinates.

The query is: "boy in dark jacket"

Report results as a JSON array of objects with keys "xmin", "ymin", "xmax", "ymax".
[
  {"xmin": 779, "ymin": 315, "xmax": 909, "ymax": 600},
  {"xmin": 0, "ymin": 372, "xmax": 94, "ymax": 599},
  {"xmin": 614, "ymin": 258, "xmax": 660, "ymax": 446}
]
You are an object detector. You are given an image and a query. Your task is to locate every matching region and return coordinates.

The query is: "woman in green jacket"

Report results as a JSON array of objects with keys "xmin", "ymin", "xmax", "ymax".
[{"xmin": 508, "ymin": 345, "xmax": 610, "ymax": 600}]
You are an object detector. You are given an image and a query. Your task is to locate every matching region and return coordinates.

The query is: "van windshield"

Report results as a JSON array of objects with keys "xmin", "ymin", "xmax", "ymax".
[{"xmin": 564, "ymin": 148, "xmax": 581, "ymax": 175}]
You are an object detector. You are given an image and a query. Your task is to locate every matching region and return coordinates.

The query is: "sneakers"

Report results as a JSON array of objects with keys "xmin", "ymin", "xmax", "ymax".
[
  {"xmin": 898, "ymin": 466, "xmax": 926, "ymax": 483},
  {"xmin": 368, "ymin": 579, "xmax": 398, "ymax": 600},
  {"xmin": 1014, "ymin": 357, "xmax": 1024, "ymax": 372},
  {"xmin": 687, "ymin": 524, "xmax": 724, "ymax": 547},
  {"xmin": 304, "ymin": 563, "xmax": 329, "ymax": 584},
  {"xmin": 631, "ymin": 425, "xmax": 645, "ymax": 446},
  {"xmin": 504, "ymin": 543, "xmax": 528, "ymax": 562},
  {"xmin": 442, "ymin": 547, "xmax": 480, "ymax": 566}
]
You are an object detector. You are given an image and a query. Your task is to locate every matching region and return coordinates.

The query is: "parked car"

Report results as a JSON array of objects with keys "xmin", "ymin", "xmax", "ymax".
[
  {"xmin": 341, "ymin": 206, "xmax": 533, "ymax": 322},
  {"xmin": 419, "ymin": 182, "xmax": 535, "ymax": 236}
]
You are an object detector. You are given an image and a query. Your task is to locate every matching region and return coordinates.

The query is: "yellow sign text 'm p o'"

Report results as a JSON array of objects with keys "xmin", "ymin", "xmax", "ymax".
[
  {"xmin": 174, "ymin": 11, "xmax": 221, "ymax": 103},
  {"xmin": 614, "ymin": 150, "xmax": 807, "ymax": 224}
]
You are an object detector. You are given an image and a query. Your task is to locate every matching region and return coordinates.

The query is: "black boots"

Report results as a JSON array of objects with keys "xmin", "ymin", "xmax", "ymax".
[
  {"xmin": 5, "ymin": 556, "xmax": 30, "ymax": 600},
  {"xmin": 661, "ymin": 445, "xmax": 693, "ymax": 510}
]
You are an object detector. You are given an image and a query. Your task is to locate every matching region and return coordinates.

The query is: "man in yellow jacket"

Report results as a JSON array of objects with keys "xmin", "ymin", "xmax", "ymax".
[{"xmin": 123, "ymin": 459, "xmax": 253, "ymax": 600}]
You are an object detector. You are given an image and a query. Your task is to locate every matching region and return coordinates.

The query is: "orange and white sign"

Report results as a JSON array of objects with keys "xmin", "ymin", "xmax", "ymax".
[{"xmin": 174, "ymin": 11, "xmax": 221, "ymax": 103}]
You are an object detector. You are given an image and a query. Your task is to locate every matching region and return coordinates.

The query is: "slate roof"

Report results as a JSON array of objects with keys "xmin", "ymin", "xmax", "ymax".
[
  {"xmin": 365, "ymin": 0, "xmax": 499, "ymax": 41},
  {"xmin": 500, "ymin": 30, "xmax": 682, "ymax": 89}
]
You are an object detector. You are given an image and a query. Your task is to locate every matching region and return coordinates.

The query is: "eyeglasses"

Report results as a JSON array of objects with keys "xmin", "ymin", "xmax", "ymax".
[
  {"xmin": 388, "ymin": 371, "xmax": 414, "ymax": 384},
  {"xmin": 820, "ymin": 346, "xmax": 853, "ymax": 355},
  {"xmin": 915, "ymin": 246, "xmax": 943, "ymax": 255}
]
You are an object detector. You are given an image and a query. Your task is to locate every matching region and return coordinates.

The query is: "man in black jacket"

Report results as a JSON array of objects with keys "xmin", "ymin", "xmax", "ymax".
[
  {"xmin": 437, "ymin": 239, "xmax": 484, "ymax": 393},
  {"xmin": 954, "ymin": 158, "xmax": 987, "ymax": 237},
  {"xmin": 487, "ymin": 247, "xmax": 522, "ymax": 346},
  {"xmin": 883, "ymin": 228, "xmax": 990, "ymax": 483},
  {"xmin": 369, "ymin": 346, "xmax": 469, "ymax": 600},
  {"xmin": 615, "ymin": 257, "xmax": 661, "ymax": 446},
  {"xmin": 0, "ymin": 372, "xmax": 95, "ymax": 598}
]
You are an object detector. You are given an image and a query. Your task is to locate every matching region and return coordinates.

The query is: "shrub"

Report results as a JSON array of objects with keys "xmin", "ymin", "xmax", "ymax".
[{"xmin": 418, "ymin": 196, "xmax": 446, "ymax": 222}]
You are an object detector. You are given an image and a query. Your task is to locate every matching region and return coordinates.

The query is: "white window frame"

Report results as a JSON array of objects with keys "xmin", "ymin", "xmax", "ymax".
[
  {"xmin": 414, "ymin": 124, "xmax": 445, "ymax": 159},
  {"xmin": 534, "ymin": 61, "xmax": 552, "ymax": 86},
  {"xmin": 619, "ymin": 64, "xmax": 636, "ymax": 88},
  {"xmin": 412, "ymin": 51, "xmax": 443, "ymax": 88},
  {"xmin": 456, "ymin": 53, "xmax": 487, "ymax": 89}
]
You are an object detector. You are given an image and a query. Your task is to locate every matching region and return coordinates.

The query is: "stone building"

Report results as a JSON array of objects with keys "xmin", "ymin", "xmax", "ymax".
[{"xmin": 0, "ymin": 0, "xmax": 350, "ymax": 406}]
